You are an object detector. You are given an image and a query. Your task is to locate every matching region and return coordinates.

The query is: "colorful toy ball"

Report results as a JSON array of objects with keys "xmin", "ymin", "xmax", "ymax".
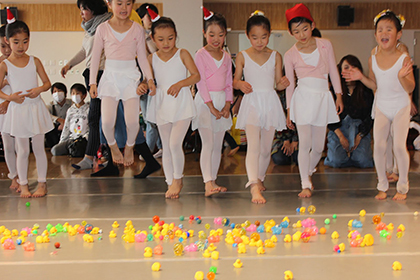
[
  {"xmin": 372, "ymin": 215, "xmax": 381, "ymax": 225},
  {"xmin": 206, "ymin": 271, "xmax": 216, "ymax": 280},
  {"xmin": 25, "ymin": 202, "xmax": 30, "ymax": 207},
  {"xmin": 54, "ymin": 242, "xmax": 60, "ymax": 249},
  {"xmin": 152, "ymin": 215, "xmax": 160, "ymax": 224}
]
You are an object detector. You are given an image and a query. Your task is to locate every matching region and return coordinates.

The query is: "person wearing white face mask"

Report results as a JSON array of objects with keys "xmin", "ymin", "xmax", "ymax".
[
  {"xmin": 51, "ymin": 83, "xmax": 89, "ymax": 156},
  {"xmin": 45, "ymin": 82, "xmax": 72, "ymax": 148}
]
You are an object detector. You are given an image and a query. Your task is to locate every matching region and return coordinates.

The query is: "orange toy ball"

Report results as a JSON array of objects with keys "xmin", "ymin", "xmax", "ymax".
[{"xmin": 319, "ymin": 227, "xmax": 327, "ymax": 234}]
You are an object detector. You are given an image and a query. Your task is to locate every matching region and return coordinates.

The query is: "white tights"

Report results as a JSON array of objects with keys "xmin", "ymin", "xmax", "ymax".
[
  {"xmin": 101, "ymin": 97, "xmax": 140, "ymax": 147},
  {"xmin": 296, "ymin": 124, "xmax": 327, "ymax": 189},
  {"xmin": 158, "ymin": 119, "xmax": 191, "ymax": 185},
  {"xmin": 15, "ymin": 134, "xmax": 47, "ymax": 186},
  {"xmin": 374, "ymin": 105, "xmax": 410, "ymax": 194},
  {"xmin": 245, "ymin": 125, "xmax": 275, "ymax": 187},
  {"xmin": 385, "ymin": 130, "xmax": 399, "ymax": 174},
  {"xmin": 198, "ymin": 128, "xmax": 225, "ymax": 183},
  {"xmin": 1, "ymin": 133, "xmax": 17, "ymax": 180}
]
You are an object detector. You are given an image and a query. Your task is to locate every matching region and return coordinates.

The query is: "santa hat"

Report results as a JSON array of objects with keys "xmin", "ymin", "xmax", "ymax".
[
  {"xmin": 6, "ymin": 7, "xmax": 16, "ymax": 24},
  {"xmin": 201, "ymin": 6, "xmax": 214, "ymax": 21},
  {"xmin": 285, "ymin": 3, "xmax": 314, "ymax": 24},
  {"xmin": 146, "ymin": 5, "xmax": 160, "ymax": 22}
]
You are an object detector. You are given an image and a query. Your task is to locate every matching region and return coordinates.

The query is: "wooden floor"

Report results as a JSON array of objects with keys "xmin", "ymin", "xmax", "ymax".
[{"xmin": 1, "ymin": 147, "xmax": 419, "ymax": 180}]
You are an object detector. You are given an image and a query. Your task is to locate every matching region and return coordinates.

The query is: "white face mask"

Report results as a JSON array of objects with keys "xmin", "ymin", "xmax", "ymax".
[
  {"xmin": 72, "ymin": 94, "xmax": 82, "ymax": 104},
  {"xmin": 52, "ymin": 91, "xmax": 65, "ymax": 103}
]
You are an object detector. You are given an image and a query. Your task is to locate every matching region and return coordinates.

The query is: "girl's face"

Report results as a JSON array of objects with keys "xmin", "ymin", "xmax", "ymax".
[
  {"xmin": 0, "ymin": 36, "xmax": 11, "ymax": 58},
  {"xmin": 7, "ymin": 32, "xmax": 29, "ymax": 57},
  {"xmin": 204, "ymin": 24, "xmax": 226, "ymax": 51},
  {"xmin": 80, "ymin": 6, "xmax": 94, "ymax": 23},
  {"xmin": 290, "ymin": 21, "xmax": 314, "ymax": 45},
  {"xmin": 109, "ymin": 0, "xmax": 133, "ymax": 20},
  {"xmin": 375, "ymin": 19, "xmax": 401, "ymax": 49},
  {"xmin": 247, "ymin": 25, "xmax": 270, "ymax": 52},
  {"xmin": 153, "ymin": 27, "xmax": 176, "ymax": 53}
]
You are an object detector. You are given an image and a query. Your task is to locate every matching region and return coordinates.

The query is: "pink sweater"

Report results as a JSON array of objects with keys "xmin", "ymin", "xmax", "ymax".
[
  {"xmin": 90, "ymin": 21, "xmax": 152, "ymax": 85},
  {"xmin": 284, "ymin": 38, "xmax": 342, "ymax": 108},
  {"xmin": 195, "ymin": 48, "xmax": 233, "ymax": 103}
]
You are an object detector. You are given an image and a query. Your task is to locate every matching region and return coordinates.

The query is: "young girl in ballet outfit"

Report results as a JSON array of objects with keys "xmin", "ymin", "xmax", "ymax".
[
  {"xmin": 284, "ymin": 3, "xmax": 343, "ymax": 198},
  {"xmin": 343, "ymin": 10, "xmax": 415, "ymax": 200},
  {"xmin": 193, "ymin": 7, "xmax": 232, "ymax": 197},
  {"xmin": 90, "ymin": 0, "xmax": 155, "ymax": 167},
  {"xmin": 0, "ymin": 20, "xmax": 53, "ymax": 198},
  {"xmin": 0, "ymin": 22, "xmax": 19, "ymax": 191},
  {"xmin": 146, "ymin": 12, "xmax": 200, "ymax": 199},
  {"xmin": 233, "ymin": 11, "xmax": 289, "ymax": 204}
]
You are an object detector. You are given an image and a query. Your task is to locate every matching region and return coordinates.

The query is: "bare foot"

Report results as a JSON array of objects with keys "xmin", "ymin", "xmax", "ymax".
[
  {"xmin": 205, "ymin": 181, "xmax": 227, "ymax": 197},
  {"xmin": 165, "ymin": 178, "xmax": 183, "ymax": 199},
  {"xmin": 32, "ymin": 182, "xmax": 48, "ymax": 198},
  {"xmin": 123, "ymin": 145, "xmax": 134, "ymax": 167},
  {"xmin": 298, "ymin": 188, "xmax": 312, "ymax": 198},
  {"xmin": 19, "ymin": 185, "xmax": 31, "ymax": 198},
  {"xmin": 392, "ymin": 192, "xmax": 407, "ymax": 201},
  {"xmin": 375, "ymin": 191, "xmax": 387, "ymax": 200},
  {"xmin": 250, "ymin": 184, "xmax": 266, "ymax": 204},
  {"xmin": 10, "ymin": 177, "xmax": 19, "ymax": 191},
  {"xmin": 227, "ymin": 146, "xmax": 240, "ymax": 157},
  {"xmin": 257, "ymin": 180, "xmax": 266, "ymax": 192},
  {"xmin": 109, "ymin": 143, "xmax": 124, "ymax": 165},
  {"xmin": 387, "ymin": 173, "xmax": 399, "ymax": 183}
]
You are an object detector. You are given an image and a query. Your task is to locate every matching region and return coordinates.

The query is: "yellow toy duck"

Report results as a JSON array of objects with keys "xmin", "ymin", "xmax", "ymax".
[{"xmin": 233, "ymin": 259, "xmax": 243, "ymax": 268}]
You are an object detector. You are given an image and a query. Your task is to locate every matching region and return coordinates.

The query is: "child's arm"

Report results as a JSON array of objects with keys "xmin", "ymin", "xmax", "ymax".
[
  {"xmin": 221, "ymin": 54, "xmax": 233, "ymax": 119},
  {"xmin": 26, "ymin": 57, "xmax": 51, "ymax": 98},
  {"xmin": 342, "ymin": 57, "xmax": 377, "ymax": 91},
  {"xmin": 283, "ymin": 51, "xmax": 295, "ymax": 130},
  {"xmin": 325, "ymin": 40, "xmax": 344, "ymax": 114},
  {"xmin": 398, "ymin": 56, "xmax": 415, "ymax": 94},
  {"xmin": 274, "ymin": 51, "xmax": 290, "ymax": 91},
  {"xmin": 167, "ymin": 49, "xmax": 200, "ymax": 97},
  {"xmin": 145, "ymin": 54, "xmax": 156, "ymax": 96},
  {"xmin": 136, "ymin": 25, "xmax": 156, "ymax": 96},
  {"xmin": 195, "ymin": 51, "xmax": 222, "ymax": 119},
  {"xmin": 0, "ymin": 62, "xmax": 23, "ymax": 103},
  {"xmin": 89, "ymin": 24, "xmax": 105, "ymax": 99},
  {"xmin": 232, "ymin": 52, "xmax": 252, "ymax": 94}
]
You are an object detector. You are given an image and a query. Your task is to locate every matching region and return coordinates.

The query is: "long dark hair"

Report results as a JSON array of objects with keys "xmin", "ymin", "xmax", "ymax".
[{"xmin": 338, "ymin": 55, "xmax": 366, "ymax": 107}]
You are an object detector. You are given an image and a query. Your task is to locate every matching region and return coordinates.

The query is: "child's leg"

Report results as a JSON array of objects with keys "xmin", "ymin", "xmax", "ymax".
[
  {"xmin": 101, "ymin": 97, "xmax": 123, "ymax": 164},
  {"xmin": 245, "ymin": 124, "xmax": 266, "ymax": 204},
  {"xmin": 198, "ymin": 127, "xmax": 216, "ymax": 195},
  {"xmin": 258, "ymin": 127, "xmax": 275, "ymax": 186},
  {"xmin": 2, "ymin": 133, "xmax": 18, "ymax": 190},
  {"xmin": 31, "ymin": 134, "xmax": 48, "ymax": 197},
  {"xmin": 211, "ymin": 130, "xmax": 227, "ymax": 192},
  {"xmin": 391, "ymin": 105, "xmax": 410, "ymax": 200},
  {"xmin": 15, "ymin": 137, "xmax": 31, "ymax": 198},
  {"xmin": 165, "ymin": 119, "xmax": 190, "ymax": 199},
  {"xmin": 122, "ymin": 98, "xmax": 140, "ymax": 166},
  {"xmin": 373, "ymin": 108, "xmax": 392, "ymax": 199},
  {"xmin": 296, "ymin": 124, "xmax": 313, "ymax": 196},
  {"xmin": 309, "ymin": 125, "xmax": 327, "ymax": 172},
  {"xmin": 158, "ymin": 123, "xmax": 174, "ymax": 186}
]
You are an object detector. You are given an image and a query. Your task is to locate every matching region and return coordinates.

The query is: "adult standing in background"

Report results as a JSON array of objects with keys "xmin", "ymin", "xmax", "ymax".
[{"xmin": 61, "ymin": 0, "xmax": 111, "ymax": 170}]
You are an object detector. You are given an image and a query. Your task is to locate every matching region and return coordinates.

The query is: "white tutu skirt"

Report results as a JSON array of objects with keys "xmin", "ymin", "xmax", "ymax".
[
  {"xmin": 2, "ymin": 97, "xmax": 53, "ymax": 138},
  {"xmin": 98, "ymin": 60, "xmax": 140, "ymax": 101},
  {"xmin": 147, "ymin": 86, "xmax": 195, "ymax": 126},
  {"xmin": 290, "ymin": 77, "xmax": 339, "ymax": 126},
  {"xmin": 192, "ymin": 91, "xmax": 232, "ymax": 132},
  {"xmin": 236, "ymin": 89, "xmax": 286, "ymax": 131}
]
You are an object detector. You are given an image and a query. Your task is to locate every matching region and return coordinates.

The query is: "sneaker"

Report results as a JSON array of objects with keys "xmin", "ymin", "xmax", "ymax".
[{"xmin": 153, "ymin": 149, "xmax": 163, "ymax": 159}]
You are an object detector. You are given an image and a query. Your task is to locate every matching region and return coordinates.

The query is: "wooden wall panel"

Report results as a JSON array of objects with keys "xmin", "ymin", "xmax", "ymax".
[
  {"xmin": 0, "ymin": 3, "xmax": 163, "ymax": 31},
  {"xmin": 204, "ymin": 2, "xmax": 420, "ymax": 30}
]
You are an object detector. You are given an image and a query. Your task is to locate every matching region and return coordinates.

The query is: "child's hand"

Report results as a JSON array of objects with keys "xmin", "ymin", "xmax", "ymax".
[
  {"xmin": 220, "ymin": 105, "xmax": 230, "ymax": 119},
  {"xmin": 167, "ymin": 82, "xmax": 182, "ymax": 97},
  {"xmin": 0, "ymin": 100, "xmax": 9, "ymax": 114},
  {"xmin": 286, "ymin": 109, "xmax": 295, "ymax": 130},
  {"xmin": 398, "ymin": 59, "xmax": 413, "ymax": 79},
  {"xmin": 90, "ymin": 84, "xmax": 98, "ymax": 99},
  {"xmin": 8, "ymin": 91, "xmax": 24, "ymax": 103},
  {"xmin": 136, "ymin": 82, "xmax": 148, "ymax": 96},
  {"xmin": 210, "ymin": 107, "xmax": 222, "ymax": 120},
  {"xmin": 342, "ymin": 66, "xmax": 363, "ymax": 82},
  {"xmin": 278, "ymin": 76, "xmax": 290, "ymax": 89},
  {"xmin": 238, "ymin": 81, "xmax": 253, "ymax": 94},
  {"xmin": 148, "ymin": 79, "xmax": 156, "ymax": 96},
  {"xmin": 25, "ymin": 87, "xmax": 42, "ymax": 98}
]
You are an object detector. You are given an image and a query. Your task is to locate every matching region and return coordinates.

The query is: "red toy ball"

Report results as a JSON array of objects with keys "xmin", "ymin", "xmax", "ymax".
[
  {"xmin": 54, "ymin": 242, "xmax": 60, "ymax": 249},
  {"xmin": 189, "ymin": 215, "xmax": 195, "ymax": 220},
  {"xmin": 152, "ymin": 215, "xmax": 160, "ymax": 224}
]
